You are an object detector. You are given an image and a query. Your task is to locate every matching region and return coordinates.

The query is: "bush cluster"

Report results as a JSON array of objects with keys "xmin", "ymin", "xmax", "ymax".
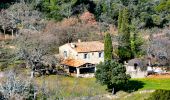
[{"xmin": 147, "ymin": 89, "xmax": 170, "ymax": 100}]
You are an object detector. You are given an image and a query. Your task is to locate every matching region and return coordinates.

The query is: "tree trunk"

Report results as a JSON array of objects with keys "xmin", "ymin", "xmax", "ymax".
[
  {"xmin": 12, "ymin": 29, "xmax": 14, "ymax": 40},
  {"xmin": 34, "ymin": 92, "xmax": 37, "ymax": 99},
  {"xmin": 15, "ymin": 30, "xmax": 19, "ymax": 37},
  {"xmin": 31, "ymin": 71, "xmax": 34, "ymax": 79},
  {"xmin": 112, "ymin": 87, "xmax": 115, "ymax": 95},
  {"xmin": 3, "ymin": 28, "xmax": 6, "ymax": 40}
]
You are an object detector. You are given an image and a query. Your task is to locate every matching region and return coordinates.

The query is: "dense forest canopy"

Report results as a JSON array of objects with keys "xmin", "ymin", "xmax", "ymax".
[{"xmin": 1, "ymin": 0, "xmax": 169, "ymax": 28}]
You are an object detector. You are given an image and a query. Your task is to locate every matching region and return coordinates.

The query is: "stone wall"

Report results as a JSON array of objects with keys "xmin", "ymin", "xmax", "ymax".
[{"xmin": 126, "ymin": 65, "xmax": 148, "ymax": 78}]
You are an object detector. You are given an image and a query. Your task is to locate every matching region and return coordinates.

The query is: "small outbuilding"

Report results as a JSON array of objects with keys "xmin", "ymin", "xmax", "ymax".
[{"xmin": 125, "ymin": 58, "xmax": 148, "ymax": 78}]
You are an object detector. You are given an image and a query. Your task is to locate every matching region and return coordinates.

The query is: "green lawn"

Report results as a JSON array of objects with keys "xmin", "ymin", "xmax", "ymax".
[
  {"xmin": 115, "ymin": 78, "xmax": 170, "ymax": 100},
  {"xmin": 133, "ymin": 78, "xmax": 170, "ymax": 90},
  {"xmin": 35, "ymin": 75, "xmax": 107, "ymax": 97},
  {"xmin": 35, "ymin": 75, "xmax": 170, "ymax": 98}
]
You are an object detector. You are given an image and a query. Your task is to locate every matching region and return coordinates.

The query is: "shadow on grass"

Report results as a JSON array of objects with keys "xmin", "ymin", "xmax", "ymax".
[
  {"xmin": 107, "ymin": 80, "xmax": 145, "ymax": 93},
  {"xmin": 122, "ymin": 80, "xmax": 145, "ymax": 93}
]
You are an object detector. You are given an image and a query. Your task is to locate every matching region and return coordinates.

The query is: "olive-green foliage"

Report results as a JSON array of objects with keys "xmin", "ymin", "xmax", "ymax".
[
  {"xmin": 130, "ymin": 32, "xmax": 144, "ymax": 58},
  {"xmin": 2, "ymin": 0, "xmax": 170, "ymax": 27},
  {"xmin": 95, "ymin": 60, "xmax": 130, "ymax": 91},
  {"xmin": 0, "ymin": 0, "xmax": 18, "ymax": 9},
  {"xmin": 104, "ymin": 33, "xmax": 113, "ymax": 61},
  {"xmin": 35, "ymin": 0, "xmax": 75, "ymax": 21},
  {"xmin": 120, "ymin": 8, "xmax": 130, "ymax": 36},
  {"xmin": 118, "ymin": 46, "xmax": 132, "ymax": 62},
  {"xmin": 147, "ymin": 89, "xmax": 170, "ymax": 100},
  {"xmin": 117, "ymin": 7, "xmax": 144, "ymax": 61},
  {"xmin": 0, "ymin": 0, "xmax": 35, "ymax": 9},
  {"xmin": 155, "ymin": 0, "xmax": 170, "ymax": 12},
  {"xmin": 130, "ymin": 18, "xmax": 144, "ymax": 58},
  {"xmin": 95, "ymin": 0, "xmax": 169, "ymax": 28},
  {"xmin": 120, "ymin": 7, "xmax": 130, "ymax": 45},
  {"xmin": 118, "ymin": 9, "xmax": 123, "ymax": 33},
  {"xmin": 36, "ymin": 0, "xmax": 96, "ymax": 21},
  {"xmin": 118, "ymin": 7, "xmax": 131, "ymax": 62},
  {"xmin": 0, "ymin": 47, "xmax": 16, "ymax": 71}
]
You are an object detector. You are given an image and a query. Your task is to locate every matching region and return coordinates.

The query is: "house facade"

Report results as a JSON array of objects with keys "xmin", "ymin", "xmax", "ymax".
[{"xmin": 59, "ymin": 40, "xmax": 104, "ymax": 77}]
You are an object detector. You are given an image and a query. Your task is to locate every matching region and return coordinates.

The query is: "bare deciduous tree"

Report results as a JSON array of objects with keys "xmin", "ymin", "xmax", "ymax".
[
  {"xmin": 147, "ymin": 28, "xmax": 170, "ymax": 66},
  {"xmin": 0, "ymin": 71, "xmax": 37, "ymax": 100},
  {"xmin": 15, "ymin": 30, "xmax": 59, "ymax": 78},
  {"xmin": 0, "ymin": 1, "xmax": 45, "ymax": 40}
]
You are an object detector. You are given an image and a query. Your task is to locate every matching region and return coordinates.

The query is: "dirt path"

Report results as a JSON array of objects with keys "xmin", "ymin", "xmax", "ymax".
[{"xmin": 147, "ymin": 73, "xmax": 170, "ymax": 78}]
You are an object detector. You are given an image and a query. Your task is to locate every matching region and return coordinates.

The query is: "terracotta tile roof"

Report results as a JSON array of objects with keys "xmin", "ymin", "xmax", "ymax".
[
  {"xmin": 61, "ymin": 59, "xmax": 86, "ymax": 67},
  {"xmin": 68, "ymin": 41, "xmax": 104, "ymax": 53}
]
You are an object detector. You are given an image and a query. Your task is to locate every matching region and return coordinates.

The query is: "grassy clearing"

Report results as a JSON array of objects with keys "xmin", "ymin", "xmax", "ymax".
[
  {"xmin": 115, "ymin": 90, "xmax": 153, "ymax": 100},
  {"xmin": 114, "ymin": 77, "xmax": 170, "ymax": 100},
  {"xmin": 132, "ymin": 78, "xmax": 170, "ymax": 90},
  {"xmin": 34, "ymin": 75, "xmax": 170, "ymax": 98},
  {"xmin": 35, "ymin": 75, "xmax": 107, "ymax": 97}
]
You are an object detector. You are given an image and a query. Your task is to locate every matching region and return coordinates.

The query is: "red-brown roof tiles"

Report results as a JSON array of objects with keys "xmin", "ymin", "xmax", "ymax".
[
  {"xmin": 68, "ymin": 41, "xmax": 104, "ymax": 53},
  {"xmin": 61, "ymin": 59, "xmax": 86, "ymax": 67}
]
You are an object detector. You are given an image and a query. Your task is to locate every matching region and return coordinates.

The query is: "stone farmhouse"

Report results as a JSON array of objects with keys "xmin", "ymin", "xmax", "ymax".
[
  {"xmin": 125, "ymin": 58, "xmax": 148, "ymax": 78},
  {"xmin": 59, "ymin": 40, "xmax": 104, "ymax": 77}
]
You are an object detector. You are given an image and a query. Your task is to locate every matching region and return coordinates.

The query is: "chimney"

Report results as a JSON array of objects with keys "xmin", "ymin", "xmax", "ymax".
[
  {"xmin": 70, "ymin": 43, "xmax": 76, "ymax": 48},
  {"xmin": 78, "ymin": 39, "xmax": 81, "ymax": 43}
]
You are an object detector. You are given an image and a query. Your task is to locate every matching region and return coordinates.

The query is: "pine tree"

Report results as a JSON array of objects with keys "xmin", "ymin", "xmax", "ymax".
[{"xmin": 104, "ymin": 33, "xmax": 113, "ymax": 61}]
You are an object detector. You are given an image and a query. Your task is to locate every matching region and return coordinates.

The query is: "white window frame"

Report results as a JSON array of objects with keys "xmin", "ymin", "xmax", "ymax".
[
  {"xmin": 99, "ymin": 52, "xmax": 103, "ymax": 58},
  {"xmin": 84, "ymin": 53, "xmax": 88, "ymax": 59},
  {"xmin": 64, "ymin": 51, "xmax": 67, "ymax": 58}
]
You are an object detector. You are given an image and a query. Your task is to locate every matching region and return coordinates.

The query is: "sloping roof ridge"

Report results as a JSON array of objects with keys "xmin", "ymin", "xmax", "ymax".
[
  {"xmin": 72, "ymin": 41, "xmax": 102, "ymax": 44},
  {"xmin": 64, "ymin": 41, "xmax": 102, "ymax": 45},
  {"xmin": 61, "ymin": 41, "xmax": 104, "ymax": 53}
]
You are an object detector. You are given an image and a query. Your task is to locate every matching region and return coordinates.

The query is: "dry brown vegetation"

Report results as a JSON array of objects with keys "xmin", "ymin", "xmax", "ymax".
[{"xmin": 41, "ymin": 11, "xmax": 119, "ymax": 49}]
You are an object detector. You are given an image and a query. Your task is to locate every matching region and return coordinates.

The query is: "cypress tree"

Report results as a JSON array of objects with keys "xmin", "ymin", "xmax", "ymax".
[
  {"xmin": 104, "ymin": 33, "xmax": 113, "ymax": 61},
  {"xmin": 130, "ymin": 32, "xmax": 144, "ymax": 58},
  {"xmin": 118, "ymin": 7, "xmax": 131, "ymax": 62},
  {"xmin": 118, "ymin": 9, "xmax": 123, "ymax": 33},
  {"xmin": 121, "ymin": 7, "xmax": 130, "ymax": 44}
]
